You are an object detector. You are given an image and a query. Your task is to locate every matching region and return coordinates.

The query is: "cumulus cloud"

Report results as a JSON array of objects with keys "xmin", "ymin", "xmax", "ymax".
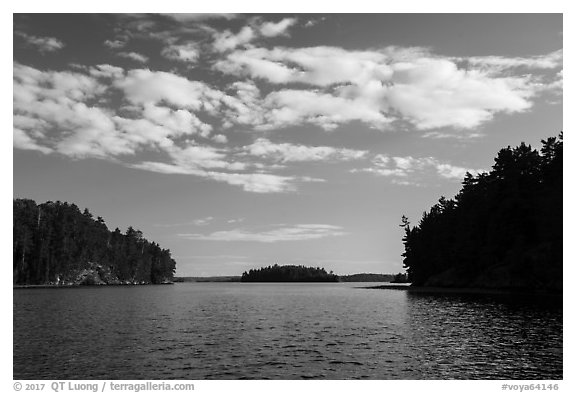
[
  {"xmin": 215, "ymin": 46, "xmax": 390, "ymax": 86},
  {"xmin": 213, "ymin": 26, "xmax": 256, "ymax": 52},
  {"xmin": 117, "ymin": 52, "xmax": 149, "ymax": 63},
  {"xmin": 16, "ymin": 32, "xmax": 65, "ymax": 53},
  {"xmin": 114, "ymin": 69, "xmax": 218, "ymax": 113},
  {"xmin": 212, "ymin": 134, "xmax": 228, "ymax": 144},
  {"xmin": 13, "ymin": 127, "xmax": 52, "ymax": 154},
  {"xmin": 386, "ymin": 58, "xmax": 534, "ymax": 129},
  {"xmin": 14, "ymin": 62, "xmax": 316, "ymax": 194},
  {"xmin": 161, "ymin": 43, "xmax": 199, "ymax": 63},
  {"xmin": 219, "ymin": 81, "xmax": 265, "ymax": 127},
  {"xmin": 140, "ymin": 103, "xmax": 211, "ymax": 137},
  {"xmin": 14, "ymin": 37, "xmax": 562, "ymax": 191},
  {"xmin": 89, "ymin": 64, "xmax": 125, "ymax": 79},
  {"xmin": 103, "ymin": 39, "xmax": 126, "ymax": 49},
  {"xmin": 258, "ymin": 89, "xmax": 390, "ymax": 130},
  {"xmin": 13, "ymin": 63, "xmax": 126, "ymax": 158},
  {"xmin": 212, "ymin": 18, "xmax": 297, "ymax": 52},
  {"xmin": 178, "ymin": 224, "xmax": 346, "ymax": 242},
  {"xmin": 355, "ymin": 153, "xmax": 485, "ymax": 183},
  {"xmin": 13, "ymin": 63, "xmax": 195, "ymax": 159},
  {"xmin": 245, "ymin": 138, "xmax": 367, "ymax": 162},
  {"xmin": 259, "ymin": 18, "xmax": 297, "ymax": 37},
  {"xmin": 215, "ymin": 46, "xmax": 561, "ymax": 131},
  {"xmin": 14, "ymin": 62, "xmax": 325, "ymax": 194}
]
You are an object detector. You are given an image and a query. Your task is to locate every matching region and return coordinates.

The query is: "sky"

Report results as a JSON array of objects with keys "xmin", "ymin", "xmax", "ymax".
[{"xmin": 12, "ymin": 13, "xmax": 563, "ymax": 276}]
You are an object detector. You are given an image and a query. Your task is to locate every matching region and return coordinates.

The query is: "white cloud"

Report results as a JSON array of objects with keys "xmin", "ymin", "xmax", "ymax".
[
  {"xmin": 215, "ymin": 46, "xmax": 560, "ymax": 131},
  {"xmin": 14, "ymin": 63, "xmax": 104, "ymax": 104},
  {"xmin": 140, "ymin": 103, "xmax": 211, "ymax": 137},
  {"xmin": 161, "ymin": 43, "xmax": 199, "ymax": 63},
  {"xmin": 219, "ymin": 81, "xmax": 265, "ymax": 127},
  {"xmin": 179, "ymin": 224, "xmax": 346, "ymax": 242},
  {"xmin": 55, "ymin": 105, "xmax": 135, "ymax": 158},
  {"xmin": 258, "ymin": 89, "xmax": 390, "ymax": 130},
  {"xmin": 386, "ymin": 58, "xmax": 534, "ymax": 129},
  {"xmin": 89, "ymin": 64, "xmax": 125, "ymax": 79},
  {"xmin": 13, "ymin": 64, "xmax": 211, "ymax": 159},
  {"xmin": 17, "ymin": 32, "xmax": 65, "ymax": 53},
  {"xmin": 355, "ymin": 154, "xmax": 485, "ymax": 183},
  {"xmin": 13, "ymin": 127, "xmax": 52, "ymax": 154},
  {"xmin": 193, "ymin": 217, "xmax": 214, "ymax": 226},
  {"xmin": 168, "ymin": 144, "xmax": 246, "ymax": 171},
  {"xmin": 114, "ymin": 69, "xmax": 215, "ymax": 111},
  {"xmin": 211, "ymin": 134, "xmax": 228, "ymax": 144},
  {"xmin": 205, "ymin": 172, "xmax": 300, "ymax": 193},
  {"xmin": 130, "ymin": 160, "xmax": 303, "ymax": 193},
  {"xmin": 103, "ymin": 39, "xmax": 126, "ymax": 49},
  {"xmin": 245, "ymin": 138, "xmax": 367, "ymax": 162},
  {"xmin": 13, "ymin": 63, "xmax": 131, "ymax": 159},
  {"xmin": 129, "ymin": 161, "xmax": 196, "ymax": 175},
  {"xmin": 216, "ymin": 46, "xmax": 390, "ymax": 86},
  {"xmin": 422, "ymin": 131, "xmax": 485, "ymax": 140},
  {"xmin": 462, "ymin": 49, "xmax": 563, "ymax": 71},
  {"xmin": 435, "ymin": 163, "xmax": 478, "ymax": 180},
  {"xmin": 227, "ymin": 218, "xmax": 245, "ymax": 224},
  {"xmin": 213, "ymin": 26, "xmax": 256, "ymax": 52},
  {"xmin": 14, "ymin": 41, "xmax": 561, "ymax": 191},
  {"xmin": 117, "ymin": 51, "xmax": 149, "ymax": 63},
  {"xmin": 212, "ymin": 18, "xmax": 297, "ymax": 52},
  {"xmin": 259, "ymin": 18, "xmax": 297, "ymax": 37},
  {"xmin": 14, "ymin": 63, "xmax": 315, "ymax": 193}
]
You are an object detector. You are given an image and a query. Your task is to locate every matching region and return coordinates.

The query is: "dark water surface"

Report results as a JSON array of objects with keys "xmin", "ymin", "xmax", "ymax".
[{"xmin": 13, "ymin": 283, "xmax": 562, "ymax": 379}]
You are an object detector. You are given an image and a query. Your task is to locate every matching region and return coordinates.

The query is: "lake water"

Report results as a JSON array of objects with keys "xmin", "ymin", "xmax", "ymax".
[{"xmin": 13, "ymin": 283, "xmax": 562, "ymax": 379}]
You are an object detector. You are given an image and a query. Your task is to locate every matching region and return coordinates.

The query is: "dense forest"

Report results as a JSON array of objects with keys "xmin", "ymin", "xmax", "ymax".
[
  {"xmin": 401, "ymin": 134, "xmax": 562, "ymax": 292},
  {"xmin": 13, "ymin": 199, "xmax": 176, "ymax": 285},
  {"xmin": 241, "ymin": 264, "xmax": 339, "ymax": 282}
]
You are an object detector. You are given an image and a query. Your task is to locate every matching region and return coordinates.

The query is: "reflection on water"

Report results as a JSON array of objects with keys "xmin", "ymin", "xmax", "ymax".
[{"xmin": 13, "ymin": 283, "xmax": 562, "ymax": 379}]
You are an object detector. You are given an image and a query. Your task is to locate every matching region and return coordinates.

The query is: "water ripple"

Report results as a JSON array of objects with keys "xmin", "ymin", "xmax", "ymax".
[{"xmin": 13, "ymin": 283, "xmax": 562, "ymax": 379}]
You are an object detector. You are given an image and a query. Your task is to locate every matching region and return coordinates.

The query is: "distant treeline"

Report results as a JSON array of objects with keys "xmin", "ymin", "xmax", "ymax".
[
  {"xmin": 241, "ymin": 264, "xmax": 339, "ymax": 282},
  {"xmin": 13, "ymin": 199, "xmax": 176, "ymax": 285},
  {"xmin": 401, "ymin": 134, "xmax": 562, "ymax": 291},
  {"xmin": 174, "ymin": 276, "xmax": 241, "ymax": 283},
  {"xmin": 175, "ymin": 272, "xmax": 406, "ymax": 283},
  {"xmin": 340, "ymin": 273, "xmax": 399, "ymax": 282},
  {"xmin": 176, "ymin": 273, "xmax": 404, "ymax": 283}
]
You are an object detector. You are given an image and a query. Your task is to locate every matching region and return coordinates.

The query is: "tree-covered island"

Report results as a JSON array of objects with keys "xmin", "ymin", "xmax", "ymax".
[
  {"xmin": 241, "ymin": 264, "xmax": 339, "ymax": 282},
  {"xmin": 13, "ymin": 199, "xmax": 176, "ymax": 285},
  {"xmin": 401, "ymin": 134, "xmax": 562, "ymax": 292}
]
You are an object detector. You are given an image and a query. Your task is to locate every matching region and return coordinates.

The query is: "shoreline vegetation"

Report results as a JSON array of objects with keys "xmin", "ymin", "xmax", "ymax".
[
  {"xmin": 241, "ymin": 265, "xmax": 338, "ymax": 282},
  {"xmin": 400, "ymin": 134, "xmax": 562, "ymax": 294},
  {"xmin": 13, "ymin": 200, "xmax": 176, "ymax": 286}
]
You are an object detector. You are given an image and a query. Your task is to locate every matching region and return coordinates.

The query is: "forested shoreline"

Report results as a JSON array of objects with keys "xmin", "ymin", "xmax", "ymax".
[
  {"xmin": 13, "ymin": 199, "xmax": 176, "ymax": 285},
  {"xmin": 401, "ymin": 134, "xmax": 562, "ymax": 292}
]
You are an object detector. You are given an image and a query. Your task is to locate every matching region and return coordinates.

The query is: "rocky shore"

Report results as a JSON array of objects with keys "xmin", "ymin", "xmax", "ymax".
[{"xmin": 14, "ymin": 262, "xmax": 173, "ymax": 287}]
